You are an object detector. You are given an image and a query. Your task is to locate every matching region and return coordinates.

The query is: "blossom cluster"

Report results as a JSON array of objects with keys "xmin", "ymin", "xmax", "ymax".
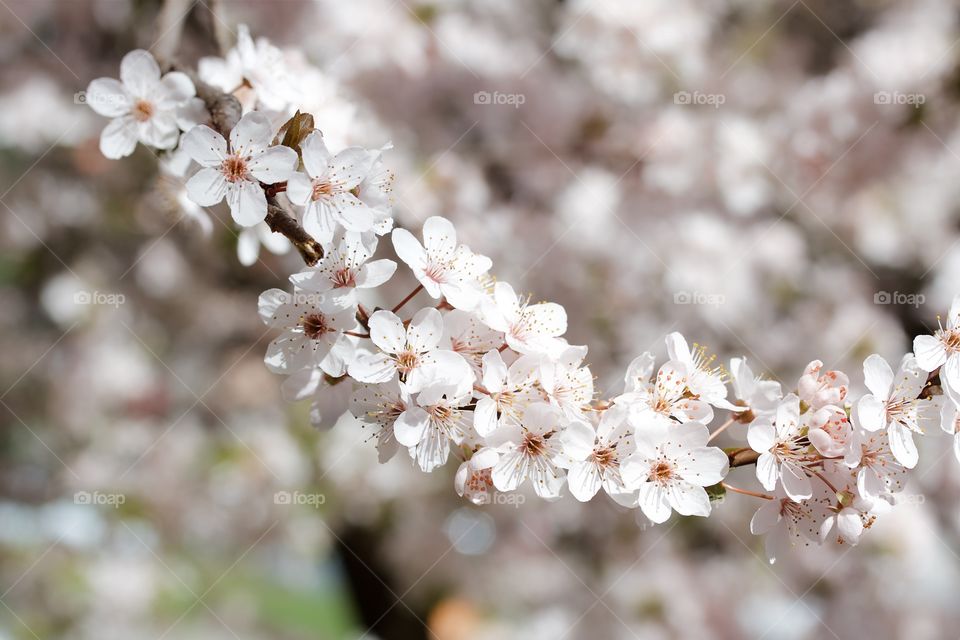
[{"xmin": 84, "ymin": 32, "xmax": 960, "ymax": 564}]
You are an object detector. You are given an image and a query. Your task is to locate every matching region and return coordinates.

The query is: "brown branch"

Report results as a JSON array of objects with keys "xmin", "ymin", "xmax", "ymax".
[{"xmin": 265, "ymin": 201, "xmax": 324, "ymax": 266}]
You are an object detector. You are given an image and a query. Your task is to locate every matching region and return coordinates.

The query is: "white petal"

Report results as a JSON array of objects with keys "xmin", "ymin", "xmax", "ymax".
[
  {"xmin": 637, "ymin": 483, "xmax": 672, "ymax": 524},
  {"xmin": 301, "ymin": 201, "xmax": 337, "ymax": 245},
  {"xmin": 568, "ymin": 462, "xmax": 602, "ymax": 502},
  {"xmin": 862, "ymin": 354, "xmax": 894, "ymax": 399},
  {"xmin": 85, "ymin": 78, "xmax": 130, "ymax": 117},
  {"xmin": 888, "ymin": 422, "xmax": 918, "ymax": 468},
  {"xmin": 356, "ymin": 259, "xmax": 397, "ymax": 289},
  {"xmin": 747, "ymin": 421, "xmax": 776, "ymax": 453},
  {"xmin": 329, "ymin": 147, "xmax": 374, "ymax": 190},
  {"xmin": 286, "ymin": 172, "xmax": 313, "ymax": 206},
  {"xmin": 99, "ymin": 117, "xmax": 138, "ymax": 159},
  {"xmin": 857, "ymin": 394, "xmax": 886, "ymax": 432},
  {"xmin": 229, "ymin": 111, "xmax": 273, "ymax": 155},
  {"xmin": 181, "ymin": 125, "xmax": 226, "ymax": 166},
  {"xmin": 667, "ymin": 481, "xmax": 711, "ymax": 517},
  {"xmin": 492, "ymin": 450, "xmax": 525, "ymax": 492},
  {"xmin": 560, "ymin": 420, "xmax": 596, "ymax": 461},
  {"xmin": 755, "ymin": 452, "xmax": 779, "ymax": 491},
  {"xmin": 158, "ymin": 71, "xmax": 196, "ymax": 105},
  {"xmin": 394, "ymin": 406, "xmax": 429, "ymax": 446},
  {"xmin": 299, "ymin": 131, "xmax": 333, "ymax": 178},
  {"xmin": 330, "ymin": 193, "xmax": 375, "ymax": 232},
  {"xmin": 257, "ymin": 288, "xmax": 289, "ymax": 325},
  {"xmin": 348, "ymin": 352, "xmax": 396, "ymax": 384},
  {"xmin": 226, "ymin": 180, "xmax": 267, "ymax": 226},
  {"xmin": 406, "ymin": 308, "xmax": 444, "ymax": 352},
  {"xmin": 481, "ymin": 349, "xmax": 508, "ymax": 391},
  {"xmin": 186, "ymin": 166, "xmax": 228, "ymax": 207},
  {"xmin": 676, "ymin": 447, "xmax": 728, "ymax": 486},
  {"xmin": 750, "ymin": 500, "xmax": 781, "ymax": 535},
  {"xmin": 473, "ymin": 397, "xmax": 499, "ymax": 437},
  {"xmin": 422, "ymin": 216, "xmax": 457, "ymax": 256},
  {"xmin": 391, "ymin": 227, "xmax": 427, "ymax": 270},
  {"xmin": 120, "ymin": 49, "xmax": 160, "ymax": 96},
  {"xmin": 913, "ymin": 334, "xmax": 946, "ymax": 372},
  {"xmin": 368, "ymin": 310, "xmax": 406, "ymax": 354},
  {"xmin": 524, "ymin": 303, "xmax": 567, "ymax": 338},
  {"xmin": 780, "ymin": 463, "xmax": 813, "ymax": 501},
  {"xmin": 249, "ymin": 145, "xmax": 298, "ymax": 183}
]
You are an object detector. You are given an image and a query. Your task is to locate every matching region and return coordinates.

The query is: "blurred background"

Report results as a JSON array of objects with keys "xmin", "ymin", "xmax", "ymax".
[{"xmin": 3, "ymin": 0, "xmax": 960, "ymax": 637}]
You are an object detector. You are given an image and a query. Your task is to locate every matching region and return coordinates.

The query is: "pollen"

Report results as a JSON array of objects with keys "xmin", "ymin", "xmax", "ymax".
[
  {"xmin": 132, "ymin": 99, "xmax": 154, "ymax": 122},
  {"xmin": 221, "ymin": 155, "xmax": 249, "ymax": 183},
  {"xmin": 301, "ymin": 313, "xmax": 331, "ymax": 339}
]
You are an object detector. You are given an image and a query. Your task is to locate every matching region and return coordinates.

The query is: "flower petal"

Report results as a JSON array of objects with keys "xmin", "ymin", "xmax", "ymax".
[
  {"xmin": 182, "ymin": 125, "xmax": 227, "ymax": 166},
  {"xmin": 249, "ymin": 145, "xmax": 298, "ymax": 183},
  {"xmin": 226, "ymin": 180, "xmax": 267, "ymax": 226},
  {"xmin": 120, "ymin": 49, "xmax": 160, "ymax": 96},
  {"xmin": 85, "ymin": 78, "xmax": 130, "ymax": 117},
  {"xmin": 99, "ymin": 116, "xmax": 138, "ymax": 159},
  {"xmin": 186, "ymin": 166, "xmax": 228, "ymax": 207}
]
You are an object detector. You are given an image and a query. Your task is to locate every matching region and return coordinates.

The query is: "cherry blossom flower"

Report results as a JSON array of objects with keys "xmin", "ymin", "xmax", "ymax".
[
  {"xmin": 351, "ymin": 379, "xmax": 412, "ymax": 463},
  {"xmin": 805, "ymin": 404, "xmax": 852, "ymax": 458},
  {"xmin": 489, "ymin": 403, "xmax": 567, "ymax": 500},
  {"xmin": 748, "ymin": 395, "xmax": 813, "ymax": 501},
  {"xmin": 618, "ymin": 358, "xmax": 713, "ymax": 426},
  {"xmin": 182, "ymin": 112, "xmax": 298, "ymax": 225},
  {"xmin": 442, "ymin": 309, "xmax": 505, "ymax": 372},
  {"xmin": 749, "ymin": 484, "xmax": 832, "ymax": 563},
  {"xmin": 237, "ymin": 222, "xmax": 291, "ymax": 266},
  {"xmin": 289, "ymin": 232, "xmax": 397, "ymax": 302},
  {"xmin": 817, "ymin": 466, "xmax": 887, "ymax": 546},
  {"xmin": 85, "ymin": 49, "xmax": 196, "ymax": 158},
  {"xmin": 798, "ymin": 360, "xmax": 849, "ymax": 412},
  {"xmin": 728, "ymin": 357, "xmax": 782, "ymax": 426},
  {"xmin": 855, "ymin": 353, "xmax": 938, "ymax": 468},
  {"xmin": 198, "ymin": 24, "xmax": 298, "ymax": 111},
  {"xmin": 455, "ymin": 448, "xmax": 500, "ymax": 505},
  {"xmin": 665, "ymin": 333, "xmax": 737, "ymax": 409},
  {"xmin": 258, "ymin": 288, "xmax": 357, "ymax": 376},
  {"xmin": 480, "ymin": 281, "xmax": 567, "ymax": 355},
  {"xmin": 473, "ymin": 349, "xmax": 539, "ymax": 436},
  {"xmin": 560, "ymin": 404, "xmax": 637, "ymax": 504},
  {"xmin": 348, "ymin": 308, "xmax": 473, "ymax": 394},
  {"xmin": 286, "ymin": 131, "xmax": 379, "ymax": 244},
  {"xmin": 538, "ymin": 345, "xmax": 595, "ymax": 421},
  {"xmin": 392, "ymin": 217, "xmax": 492, "ymax": 311},
  {"xmin": 844, "ymin": 424, "xmax": 906, "ymax": 499},
  {"xmin": 913, "ymin": 294, "xmax": 960, "ymax": 392},
  {"xmin": 395, "ymin": 383, "xmax": 473, "ymax": 472},
  {"xmin": 621, "ymin": 421, "xmax": 728, "ymax": 523}
]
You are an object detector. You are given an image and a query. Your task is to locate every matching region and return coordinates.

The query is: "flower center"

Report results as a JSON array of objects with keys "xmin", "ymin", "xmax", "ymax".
[
  {"xmin": 332, "ymin": 267, "xmax": 356, "ymax": 288},
  {"xmin": 593, "ymin": 445, "xmax": 617, "ymax": 468},
  {"xmin": 132, "ymin": 99, "xmax": 154, "ymax": 122},
  {"xmin": 302, "ymin": 313, "xmax": 330, "ymax": 339},
  {"xmin": 221, "ymin": 155, "xmax": 249, "ymax": 183},
  {"xmin": 311, "ymin": 180, "xmax": 334, "ymax": 201},
  {"xmin": 467, "ymin": 468, "xmax": 494, "ymax": 494},
  {"xmin": 522, "ymin": 432, "xmax": 548, "ymax": 457},
  {"xmin": 649, "ymin": 459, "xmax": 674, "ymax": 483},
  {"xmin": 395, "ymin": 350, "xmax": 420, "ymax": 375},
  {"xmin": 940, "ymin": 328, "xmax": 960, "ymax": 353},
  {"xmin": 423, "ymin": 260, "xmax": 449, "ymax": 284}
]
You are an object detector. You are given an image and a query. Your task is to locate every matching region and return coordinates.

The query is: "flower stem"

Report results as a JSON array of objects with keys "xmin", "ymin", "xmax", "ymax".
[
  {"xmin": 392, "ymin": 284, "xmax": 424, "ymax": 313},
  {"xmin": 722, "ymin": 482, "xmax": 773, "ymax": 500},
  {"xmin": 707, "ymin": 417, "xmax": 735, "ymax": 443}
]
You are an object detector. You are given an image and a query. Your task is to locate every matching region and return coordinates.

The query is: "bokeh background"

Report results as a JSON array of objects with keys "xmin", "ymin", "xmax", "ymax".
[{"xmin": 4, "ymin": 0, "xmax": 960, "ymax": 638}]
